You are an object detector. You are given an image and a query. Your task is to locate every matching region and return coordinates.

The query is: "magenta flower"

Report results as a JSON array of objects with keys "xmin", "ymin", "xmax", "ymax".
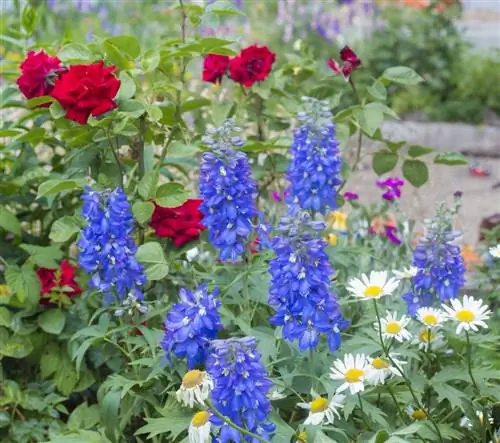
[
  {"xmin": 327, "ymin": 46, "xmax": 361, "ymax": 81},
  {"xmin": 384, "ymin": 225, "xmax": 401, "ymax": 245},
  {"xmin": 343, "ymin": 191, "xmax": 359, "ymax": 201},
  {"xmin": 376, "ymin": 177, "xmax": 404, "ymax": 202},
  {"xmin": 272, "ymin": 191, "xmax": 282, "ymax": 202}
]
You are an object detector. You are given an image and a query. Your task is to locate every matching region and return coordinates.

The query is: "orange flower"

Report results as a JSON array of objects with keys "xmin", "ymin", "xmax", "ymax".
[
  {"xmin": 461, "ymin": 245, "xmax": 482, "ymax": 270},
  {"xmin": 370, "ymin": 213, "xmax": 397, "ymax": 235}
]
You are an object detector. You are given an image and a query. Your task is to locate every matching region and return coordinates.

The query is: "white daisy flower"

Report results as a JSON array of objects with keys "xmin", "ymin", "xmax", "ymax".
[
  {"xmin": 375, "ymin": 311, "xmax": 412, "ymax": 342},
  {"xmin": 441, "ymin": 295, "xmax": 491, "ymax": 334},
  {"xmin": 407, "ymin": 406, "xmax": 427, "ymax": 421},
  {"xmin": 393, "ymin": 266, "xmax": 418, "ymax": 280},
  {"xmin": 489, "ymin": 244, "xmax": 500, "ymax": 258},
  {"xmin": 346, "ymin": 271, "xmax": 399, "ymax": 301},
  {"xmin": 415, "ymin": 328, "xmax": 443, "ymax": 351},
  {"xmin": 330, "ymin": 353, "xmax": 371, "ymax": 395},
  {"xmin": 176, "ymin": 370, "xmax": 213, "ymax": 408},
  {"xmin": 367, "ymin": 355, "xmax": 405, "ymax": 385},
  {"xmin": 416, "ymin": 307, "xmax": 446, "ymax": 328},
  {"xmin": 188, "ymin": 411, "xmax": 211, "ymax": 443},
  {"xmin": 297, "ymin": 393, "xmax": 345, "ymax": 425},
  {"xmin": 269, "ymin": 388, "xmax": 287, "ymax": 400}
]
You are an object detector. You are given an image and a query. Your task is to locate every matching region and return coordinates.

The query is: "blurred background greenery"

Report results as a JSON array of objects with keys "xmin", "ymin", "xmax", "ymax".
[{"xmin": 2, "ymin": 0, "xmax": 500, "ymax": 125}]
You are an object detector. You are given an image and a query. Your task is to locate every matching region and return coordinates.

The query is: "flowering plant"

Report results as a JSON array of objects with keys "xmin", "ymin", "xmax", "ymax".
[{"xmin": 0, "ymin": 2, "xmax": 496, "ymax": 443}]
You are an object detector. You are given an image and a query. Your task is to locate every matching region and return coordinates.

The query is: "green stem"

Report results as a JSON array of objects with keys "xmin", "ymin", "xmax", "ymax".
[
  {"xmin": 373, "ymin": 300, "xmax": 443, "ymax": 443},
  {"xmin": 205, "ymin": 400, "xmax": 270, "ymax": 443},
  {"xmin": 255, "ymin": 94, "xmax": 265, "ymax": 141},
  {"xmin": 107, "ymin": 132, "xmax": 124, "ymax": 187},
  {"xmin": 357, "ymin": 392, "xmax": 370, "ymax": 429},
  {"xmin": 386, "ymin": 384, "xmax": 408, "ymax": 424},
  {"xmin": 465, "ymin": 331, "xmax": 479, "ymax": 393},
  {"xmin": 348, "ymin": 77, "xmax": 363, "ymax": 173},
  {"xmin": 137, "ymin": 115, "xmax": 146, "ymax": 244}
]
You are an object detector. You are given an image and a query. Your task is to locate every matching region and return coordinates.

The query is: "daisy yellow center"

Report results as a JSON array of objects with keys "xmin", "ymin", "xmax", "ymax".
[
  {"xmin": 310, "ymin": 397, "xmax": 328, "ymax": 413},
  {"xmin": 363, "ymin": 285, "xmax": 383, "ymax": 298},
  {"xmin": 385, "ymin": 321, "xmax": 402, "ymax": 334},
  {"xmin": 455, "ymin": 309, "xmax": 475, "ymax": 323},
  {"xmin": 327, "ymin": 233, "xmax": 337, "ymax": 246},
  {"xmin": 372, "ymin": 357, "xmax": 389, "ymax": 369},
  {"xmin": 422, "ymin": 314, "xmax": 438, "ymax": 326},
  {"xmin": 418, "ymin": 329, "xmax": 434, "ymax": 343},
  {"xmin": 411, "ymin": 409, "xmax": 427, "ymax": 420},
  {"xmin": 182, "ymin": 370, "xmax": 204, "ymax": 389},
  {"xmin": 345, "ymin": 368, "xmax": 364, "ymax": 383},
  {"xmin": 191, "ymin": 411, "xmax": 210, "ymax": 428},
  {"xmin": 297, "ymin": 431, "xmax": 307, "ymax": 442}
]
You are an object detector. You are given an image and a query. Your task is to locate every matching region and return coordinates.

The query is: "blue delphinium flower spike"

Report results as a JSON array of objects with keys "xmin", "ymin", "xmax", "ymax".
[
  {"xmin": 206, "ymin": 337, "xmax": 275, "ymax": 442},
  {"xmin": 199, "ymin": 118, "xmax": 269, "ymax": 261},
  {"xmin": 78, "ymin": 187, "xmax": 147, "ymax": 304},
  {"xmin": 403, "ymin": 202, "xmax": 466, "ymax": 315},
  {"xmin": 287, "ymin": 97, "xmax": 342, "ymax": 214},
  {"xmin": 162, "ymin": 283, "xmax": 222, "ymax": 369},
  {"xmin": 268, "ymin": 206, "xmax": 348, "ymax": 352}
]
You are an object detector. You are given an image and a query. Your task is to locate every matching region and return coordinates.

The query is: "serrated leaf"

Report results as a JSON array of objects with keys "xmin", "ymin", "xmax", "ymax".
[
  {"xmin": 383, "ymin": 66, "xmax": 424, "ymax": 85},
  {"xmin": 408, "ymin": 145, "xmax": 433, "ymax": 158},
  {"xmin": 136, "ymin": 242, "xmax": 168, "ymax": 280},
  {"xmin": 132, "ymin": 201, "xmax": 155, "ymax": 225},
  {"xmin": 5, "ymin": 265, "xmax": 41, "ymax": 304},
  {"xmin": 372, "ymin": 151, "xmax": 398, "ymax": 175},
  {"xmin": 38, "ymin": 309, "xmax": 66, "ymax": 335},
  {"xmin": 403, "ymin": 159, "xmax": 429, "ymax": 187},
  {"xmin": 20, "ymin": 244, "xmax": 63, "ymax": 268},
  {"xmin": 0, "ymin": 206, "xmax": 22, "ymax": 237},
  {"xmin": 434, "ymin": 152, "xmax": 468, "ymax": 166},
  {"xmin": 135, "ymin": 411, "xmax": 192, "ymax": 439},
  {"xmin": 40, "ymin": 346, "xmax": 61, "ymax": 379}
]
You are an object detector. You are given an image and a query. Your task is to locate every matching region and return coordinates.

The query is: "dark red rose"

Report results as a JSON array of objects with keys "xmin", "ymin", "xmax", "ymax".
[
  {"xmin": 50, "ymin": 61, "xmax": 120, "ymax": 124},
  {"xmin": 16, "ymin": 50, "xmax": 64, "ymax": 103},
  {"xmin": 150, "ymin": 199, "xmax": 205, "ymax": 247},
  {"xmin": 229, "ymin": 45, "xmax": 276, "ymax": 87},
  {"xmin": 327, "ymin": 46, "xmax": 361, "ymax": 81},
  {"xmin": 37, "ymin": 260, "xmax": 82, "ymax": 306},
  {"xmin": 203, "ymin": 54, "xmax": 230, "ymax": 84}
]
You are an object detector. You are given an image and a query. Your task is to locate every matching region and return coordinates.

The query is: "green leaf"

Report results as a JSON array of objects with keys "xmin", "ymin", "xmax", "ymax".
[
  {"xmin": 383, "ymin": 66, "xmax": 424, "ymax": 85},
  {"xmin": 20, "ymin": 244, "xmax": 63, "ymax": 268},
  {"xmin": 67, "ymin": 403, "xmax": 101, "ymax": 431},
  {"xmin": 205, "ymin": 0, "xmax": 244, "ymax": 16},
  {"xmin": 40, "ymin": 346, "xmax": 61, "ymax": 379},
  {"xmin": 269, "ymin": 412, "xmax": 295, "ymax": 441},
  {"xmin": 14, "ymin": 127, "xmax": 46, "ymax": 145},
  {"xmin": 138, "ymin": 171, "xmax": 159, "ymax": 200},
  {"xmin": 0, "ymin": 335, "xmax": 33, "ymax": 358},
  {"xmin": 432, "ymin": 382, "xmax": 468, "ymax": 409},
  {"xmin": 37, "ymin": 179, "xmax": 84, "ymax": 198},
  {"xmin": 0, "ymin": 206, "xmax": 22, "ymax": 237},
  {"xmin": 142, "ymin": 48, "xmax": 160, "ymax": 73},
  {"xmin": 434, "ymin": 152, "xmax": 468, "ymax": 166},
  {"xmin": 146, "ymin": 104, "xmax": 162, "ymax": 122},
  {"xmin": 5, "ymin": 265, "xmax": 41, "ymax": 304},
  {"xmin": 50, "ymin": 216, "xmax": 82, "ymax": 242},
  {"xmin": 403, "ymin": 159, "xmax": 429, "ymax": 187},
  {"xmin": 367, "ymin": 80, "xmax": 387, "ymax": 101},
  {"xmin": 372, "ymin": 151, "xmax": 398, "ymax": 175},
  {"xmin": 369, "ymin": 430, "xmax": 390, "ymax": 443},
  {"xmin": 314, "ymin": 430, "xmax": 337, "ymax": 443},
  {"xmin": 55, "ymin": 355, "xmax": 79, "ymax": 395},
  {"xmin": 58, "ymin": 43, "xmax": 93, "ymax": 62},
  {"xmin": 38, "ymin": 309, "xmax": 66, "ymax": 335},
  {"xmin": 155, "ymin": 183, "xmax": 190, "ymax": 208},
  {"xmin": 0, "ymin": 307, "xmax": 12, "ymax": 328},
  {"xmin": 27, "ymin": 95, "xmax": 54, "ymax": 108},
  {"xmin": 181, "ymin": 98, "xmax": 211, "ymax": 112},
  {"xmin": 103, "ymin": 40, "xmax": 130, "ymax": 71},
  {"xmin": 135, "ymin": 411, "xmax": 192, "ymax": 439},
  {"xmin": 408, "ymin": 145, "xmax": 433, "ymax": 158},
  {"xmin": 116, "ymin": 72, "xmax": 136, "ymax": 101},
  {"xmin": 136, "ymin": 242, "xmax": 169, "ymax": 280},
  {"xmin": 354, "ymin": 106, "xmax": 384, "ymax": 137},
  {"xmin": 106, "ymin": 36, "xmax": 140, "ymax": 58},
  {"xmin": 50, "ymin": 101, "xmax": 66, "ymax": 119},
  {"xmin": 119, "ymin": 99, "xmax": 146, "ymax": 118},
  {"xmin": 21, "ymin": 5, "xmax": 37, "ymax": 34},
  {"xmin": 132, "ymin": 201, "xmax": 155, "ymax": 225},
  {"xmin": 101, "ymin": 390, "xmax": 121, "ymax": 443},
  {"xmin": 45, "ymin": 430, "xmax": 111, "ymax": 443}
]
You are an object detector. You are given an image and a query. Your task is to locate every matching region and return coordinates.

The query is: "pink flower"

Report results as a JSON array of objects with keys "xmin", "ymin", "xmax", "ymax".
[
  {"xmin": 376, "ymin": 178, "xmax": 405, "ymax": 202},
  {"xmin": 327, "ymin": 46, "xmax": 361, "ymax": 81},
  {"xmin": 343, "ymin": 191, "xmax": 359, "ymax": 201}
]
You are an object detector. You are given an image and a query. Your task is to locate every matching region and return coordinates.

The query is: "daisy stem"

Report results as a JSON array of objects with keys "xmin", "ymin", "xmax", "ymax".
[
  {"xmin": 465, "ymin": 331, "xmax": 479, "ymax": 393},
  {"xmin": 357, "ymin": 393, "xmax": 370, "ymax": 429},
  {"xmin": 205, "ymin": 400, "xmax": 271, "ymax": 443},
  {"xmin": 386, "ymin": 384, "xmax": 408, "ymax": 425},
  {"xmin": 372, "ymin": 300, "xmax": 444, "ymax": 443}
]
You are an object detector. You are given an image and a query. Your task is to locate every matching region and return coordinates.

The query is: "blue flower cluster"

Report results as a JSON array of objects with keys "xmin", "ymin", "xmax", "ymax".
[
  {"xmin": 287, "ymin": 97, "xmax": 342, "ymax": 214},
  {"xmin": 403, "ymin": 204, "xmax": 466, "ymax": 315},
  {"xmin": 207, "ymin": 337, "xmax": 275, "ymax": 442},
  {"xmin": 78, "ymin": 187, "xmax": 147, "ymax": 304},
  {"xmin": 268, "ymin": 208, "xmax": 348, "ymax": 351},
  {"xmin": 199, "ymin": 118, "xmax": 268, "ymax": 261},
  {"xmin": 162, "ymin": 283, "xmax": 222, "ymax": 369}
]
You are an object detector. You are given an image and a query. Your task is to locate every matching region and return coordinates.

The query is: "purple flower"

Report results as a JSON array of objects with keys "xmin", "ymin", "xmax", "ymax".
[
  {"xmin": 343, "ymin": 191, "xmax": 359, "ymax": 201},
  {"xmin": 385, "ymin": 225, "xmax": 401, "ymax": 245},
  {"xmin": 377, "ymin": 177, "xmax": 404, "ymax": 202},
  {"xmin": 272, "ymin": 191, "xmax": 282, "ymax": 202}
]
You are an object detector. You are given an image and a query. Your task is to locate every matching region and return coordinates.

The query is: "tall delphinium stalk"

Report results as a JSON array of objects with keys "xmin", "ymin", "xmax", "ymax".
[
  {"xmin": 403, "ymin": 201, "xmax": 466, "ymax": 315},
  {"xmin": 199, "ymin": 118, "xmax": 269, "ymax": 262},
  {"xmin": 78, "ymin": 187, "xmax": 147, "ymax": 305},
  {"xmin": 206, "ymin": 337, "xmax": 275, "ymax": 442},
  {"xmin": 287, "ymin": 97, "xmax": 342, "ymax": 215},
  {"xmin": 268, "ymin": 207, "xmax": 348, "ymax": 352}
]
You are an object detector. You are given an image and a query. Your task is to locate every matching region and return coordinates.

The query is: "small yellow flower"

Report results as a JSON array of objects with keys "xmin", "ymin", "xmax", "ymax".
[
  {"xmin": 409, "ymin": 408, "xmax": 427, "ymax": 421},
  {"xmin": 328, "ymin": 211, "xmax": 348, "ymax": 232},
  {"xmin": 324, "ymin": 233, "xmax": 337, "ymax": 246},
  {"xmin": 296, "ymin": 431, "xmax": 307, "ymax": 443}
]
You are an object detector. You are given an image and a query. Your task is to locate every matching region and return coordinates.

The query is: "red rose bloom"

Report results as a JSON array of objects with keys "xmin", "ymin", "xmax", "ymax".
[
  {"xmin": 16, "ymin": 50, "xmax": 64, "ymax": 103},
  {"xmin": 50, "ymin": 61, "xmax": 121, "ymax": 124},
  {"xmin": 150, "ymin": 199, "xmax": 205, "ymax": 247},
  {"xmin": 36, "ymin": 260, "xmax": 82, "ymax": 305},
  {"xmin": 229, "ymin": 45, "xmax": 276, "ymax": 87},
  {"xmin": 327, "ymin": 46, "xmax": 361, "ymax": 81},
  {"xmin": 203, "ymin": 54, "xmax": 230, "ymax": 84}
]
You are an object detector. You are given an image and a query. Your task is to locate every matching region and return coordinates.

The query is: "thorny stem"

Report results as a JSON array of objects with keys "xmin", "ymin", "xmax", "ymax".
[
  {"xmin": 205, "ymin": 400, "xmax": 271, "ymax": 443},
  {"xmin": 373, "ymin": 300, "xmax": 444, "ymax": 443},
  {"xmin": 465, "ymin": 331, "xmax": 479, "ymax": 393}
]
